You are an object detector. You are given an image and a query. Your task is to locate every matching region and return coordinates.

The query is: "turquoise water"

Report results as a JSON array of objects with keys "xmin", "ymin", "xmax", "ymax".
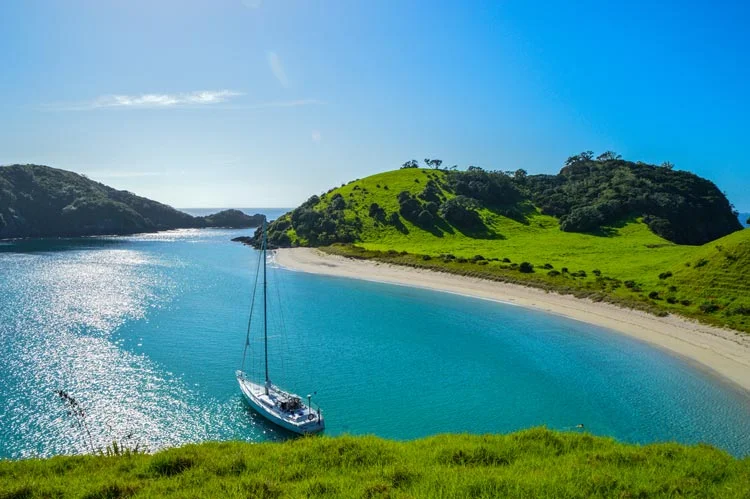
[{"xmin": 1, "ymin": 229, "xmax": 749, "ymax": 459}]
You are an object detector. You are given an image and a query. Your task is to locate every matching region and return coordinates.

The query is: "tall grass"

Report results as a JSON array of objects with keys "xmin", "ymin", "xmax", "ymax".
[{"xmin": 1, "ymin": 429, "xmax": 748, "ymax": 498}]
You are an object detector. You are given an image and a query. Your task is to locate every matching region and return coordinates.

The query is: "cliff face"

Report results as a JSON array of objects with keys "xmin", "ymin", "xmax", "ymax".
[{"xmin": 0, "ymin": 164, "xmax": 264, "ymax": 239}]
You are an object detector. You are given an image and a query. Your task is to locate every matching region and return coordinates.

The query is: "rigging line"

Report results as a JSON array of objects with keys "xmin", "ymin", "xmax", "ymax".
[
  {"xmin": 272, "ymin": 256, "xmax": 289, "ymax": 385},
  {"xmin": 240, "ymin": 240, "xmax": 263, "ymax": 373}
]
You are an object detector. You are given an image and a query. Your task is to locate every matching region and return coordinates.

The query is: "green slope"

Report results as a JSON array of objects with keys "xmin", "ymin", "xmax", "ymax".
[
  {"xmin": 2, "ymin": 430, "xmax": 749, "ymax": 498},
  {"xmin": 262, "ymin": 168, "xmax": 750, "ymax": 332}
]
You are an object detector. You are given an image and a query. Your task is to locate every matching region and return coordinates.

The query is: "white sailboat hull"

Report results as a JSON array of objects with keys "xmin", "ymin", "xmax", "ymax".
[{"xmin": 237, "ymin": 372, "xmax": 325, "ymax": 435}]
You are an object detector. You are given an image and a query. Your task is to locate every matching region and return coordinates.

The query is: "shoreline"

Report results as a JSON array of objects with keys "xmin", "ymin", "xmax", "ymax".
[{"xmin": 275, "ymin": 247, "xmax": 750, "ymax": 396}]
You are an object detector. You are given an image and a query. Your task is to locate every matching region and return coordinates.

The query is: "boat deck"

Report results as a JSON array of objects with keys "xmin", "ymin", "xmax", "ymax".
[{"xmin": 237, "ymin": 372, "xmax": 325, "ymax": 434}]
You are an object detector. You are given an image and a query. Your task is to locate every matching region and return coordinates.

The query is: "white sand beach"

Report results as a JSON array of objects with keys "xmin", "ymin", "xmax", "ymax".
[{"xmin": 275, "ymin": 248, "xmax": 750, "ymax": 394}]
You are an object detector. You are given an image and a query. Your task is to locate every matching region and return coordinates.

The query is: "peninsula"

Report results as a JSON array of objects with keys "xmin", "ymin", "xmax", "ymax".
[
  {"xmin": 237, "ymin": 154, "xmax": 750, "ymax": 390},
  {"xmin": 0, "ymin": 164, "xmax": 264, "ymax": 238}
]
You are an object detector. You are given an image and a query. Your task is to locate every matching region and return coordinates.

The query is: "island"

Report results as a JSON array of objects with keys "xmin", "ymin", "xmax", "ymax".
[{"xmin": 0, "ymin": 164, "xmax": 265, "ymax": 238}]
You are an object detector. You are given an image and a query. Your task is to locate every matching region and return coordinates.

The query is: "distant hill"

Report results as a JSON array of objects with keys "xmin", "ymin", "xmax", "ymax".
[
  {"xmin": 247, "ymin": 155, "xmax": 748, "ymax": 332},
  {"xmin": 0, "ymin": 164, "xmax": 264, "ymax": 239}
]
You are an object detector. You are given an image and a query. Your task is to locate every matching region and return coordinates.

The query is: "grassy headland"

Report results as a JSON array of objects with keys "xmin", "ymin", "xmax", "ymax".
[
  {"xmin": 252, "ymin": 157, "xmax": 750, "ymax": 333},
  {"xmin": 2, "ymin": 429, "xmax": 749, "ymax": 498}
]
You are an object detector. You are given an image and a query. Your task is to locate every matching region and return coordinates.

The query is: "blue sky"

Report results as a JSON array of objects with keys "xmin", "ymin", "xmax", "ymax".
[{"xmin": 1, "ymin": 1, "xmax": 748, "ymax": 209}]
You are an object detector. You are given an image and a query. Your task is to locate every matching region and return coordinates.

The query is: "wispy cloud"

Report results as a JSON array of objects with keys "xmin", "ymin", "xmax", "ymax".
[
  {"xmin": 43, "ymin": 95, "xmax": 324, "ymax": 112},
  {"xmin": 93, "ymin": 90, "xmax": 243, "ymax": 108},
  {"xmin": 311, "ymin": 130, "xmax": 322, "ymax": 143},
  {"xmin": 45, "ymin": 90, "xmax": 243, "ymax": 111},
  {"xmin": 267, "ymin": 51, "xmax": 289, "ymax": 88}
]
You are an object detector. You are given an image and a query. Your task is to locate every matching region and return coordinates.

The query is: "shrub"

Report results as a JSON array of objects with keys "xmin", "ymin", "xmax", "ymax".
[
  {"xmin": 699, "ymin": 302, "xmax": 720, "ymax": 313},
  {"xmin": 648, "ymin": 291, "xmax": 660, "ymax": 300},
  {"xmin": 421, "ymin": 255, "xmax": 432, "ymax": 261},
  {"xmin": 681, "ymin": 299, "xmax": 692, "ymax": 306},
  {"xmin": 368, "ymin": 203, "xmax": 386, "ymax": 220},
  {"xmin": 503, "ymin": 258, "xmax": 511, "ymax": 263},
  {"xmin": 543, "ymin": 263, "xmax": 553, "ymax": 269},
  {"xmin": 548, "ymin": 270, "xmax": 561, "ymax": 277},
  {"xmin": 477, "ymin": 260, "xmax": 489, "ymax": 265},
  {"xmin": 658, "ymin": 271, "xmax": 673, "ymax": 280},
  {"xmin": 668, "ymin": 285, "xmax": 677, "ymax": 292},
  {"xmin": 473, "ymin": 255, "xmax": 485, "ymax": 261},
  {"xmin": 624, "ymin": 280, "xmax": 636, "ymax": 288},
  {"xmin": 731, "ymin": 305, "xmax": 750, "ymax": 316},
  {"xmin": 592, "ymin": 269, "xmax": 601, "ymax": 276},
  {"xmin": 695, "ymin": 258, "xmax": 708, "ymax": 268},
  {"xmin": 667, "ymin": 297, "xmax": 678, "ymax": 304},
  {"xmin": 519, "ymin": 262, "xmax": 534, "ymax": 273},
  {"xmin": 561, "ymin": 267, "xmax": 569, "ymax": 273}
]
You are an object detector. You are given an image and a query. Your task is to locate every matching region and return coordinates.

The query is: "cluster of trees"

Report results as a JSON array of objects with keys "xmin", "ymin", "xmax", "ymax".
[
  {"xmin": 401, "ymin": 158, "xmax": 444, "ymax": 170},
  {"xmin": 259, "ymin": 193, "xmax": 361, "ymax": 248},
  {"xmin": 525, "ymin": 152, "xmax": 741, "ymax": 244}
]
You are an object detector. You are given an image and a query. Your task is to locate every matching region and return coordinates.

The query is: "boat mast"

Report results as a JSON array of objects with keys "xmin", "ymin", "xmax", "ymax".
[{"xmin": 263, "ymin": 217, "xmax": 270, "ymax": 393}]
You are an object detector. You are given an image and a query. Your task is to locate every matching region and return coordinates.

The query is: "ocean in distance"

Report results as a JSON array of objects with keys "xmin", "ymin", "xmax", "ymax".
[{"xmin": 1, "ymin": 227, "xmax": 749, "ymax": 459}]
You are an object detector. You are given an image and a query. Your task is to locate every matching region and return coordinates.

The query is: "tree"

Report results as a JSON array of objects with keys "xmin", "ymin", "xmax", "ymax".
[
  {"xmin": 597, "ymin": 151, "xmax": 621, "ymax": 161},
  {"xmin": 564, "ymin": 151, "xmax": 594, "ymax": 166},
  {"xmin": 513, "ymin": 169, "xmax": 527, "ymax": 181},
  {"xmin": 424, "ymin": 158, "xmax": 443, "ymax": 169},
  {"xmin": 401, "ymin": 160, "xmax": 419, "ymax": 169},
  {"xmin": 661, "ymin": 161, "xmax": 674, "ymax": 170},
  {"xmin": 417, "ymin": 210, "xmax": 434, "ymax": 227},
  {"xmin": 439, "ymin": 195, "xmax": 483, "ymax": 230}
]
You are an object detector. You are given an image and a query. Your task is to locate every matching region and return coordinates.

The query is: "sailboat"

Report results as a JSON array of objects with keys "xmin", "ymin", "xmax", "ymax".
[{"xmin": 235, "ymin": 218, "xmax": 325, "ymax": 435}]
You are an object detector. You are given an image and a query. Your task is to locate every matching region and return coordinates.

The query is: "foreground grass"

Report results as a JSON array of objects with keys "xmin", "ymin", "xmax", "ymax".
[
  {"xmin": 2, "ymin": 429, "xmax": 749, "ymax": 498},
  {"xmin": 299, "ymin": 169, "xmax": 750, "ymax": 333}
]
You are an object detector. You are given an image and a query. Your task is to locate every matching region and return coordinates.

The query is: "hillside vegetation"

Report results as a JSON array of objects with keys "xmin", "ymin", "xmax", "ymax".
[
  {"xmin": 2, "ymin": 429, "xmax": 749, "ymax": 498},
  {"xmin": 254, "ymin": 156, "xmax": 750, "ymax": 332},
  {"xmin": 0, "ymin": 164, "xmax": 263, "ymax": 239}
]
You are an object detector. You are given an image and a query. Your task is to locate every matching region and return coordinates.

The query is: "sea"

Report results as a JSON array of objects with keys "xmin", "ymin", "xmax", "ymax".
[{"xmin": 1, "ymin": 217, "xmax": 749, "ymax": 459}]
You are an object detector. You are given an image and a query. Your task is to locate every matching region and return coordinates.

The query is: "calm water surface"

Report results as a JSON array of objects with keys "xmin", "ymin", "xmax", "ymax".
[{"xmin": 1, "ymin": 228, "xmax": 749, "ymax": 458}]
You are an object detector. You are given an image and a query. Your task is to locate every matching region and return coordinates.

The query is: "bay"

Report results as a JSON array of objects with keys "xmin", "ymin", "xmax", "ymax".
[{"xmin": 1, "ymin": 228, "xmax": 749, "ymax": 459}]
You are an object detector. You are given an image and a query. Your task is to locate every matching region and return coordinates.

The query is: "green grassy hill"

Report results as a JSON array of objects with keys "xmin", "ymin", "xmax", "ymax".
[
  {"xmin": 2, "ymin": 430, "xmax": 749, "ymax": 498},
  {"xmin": 259, "ymin": 166, "xmax": 750, "ymax": 332}
]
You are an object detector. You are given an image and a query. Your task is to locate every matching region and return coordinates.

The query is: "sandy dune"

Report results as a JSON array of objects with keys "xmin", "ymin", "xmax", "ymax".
[{"xmin": 275, "ymin": 247, "xmax": 750, "ymax": 395}]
